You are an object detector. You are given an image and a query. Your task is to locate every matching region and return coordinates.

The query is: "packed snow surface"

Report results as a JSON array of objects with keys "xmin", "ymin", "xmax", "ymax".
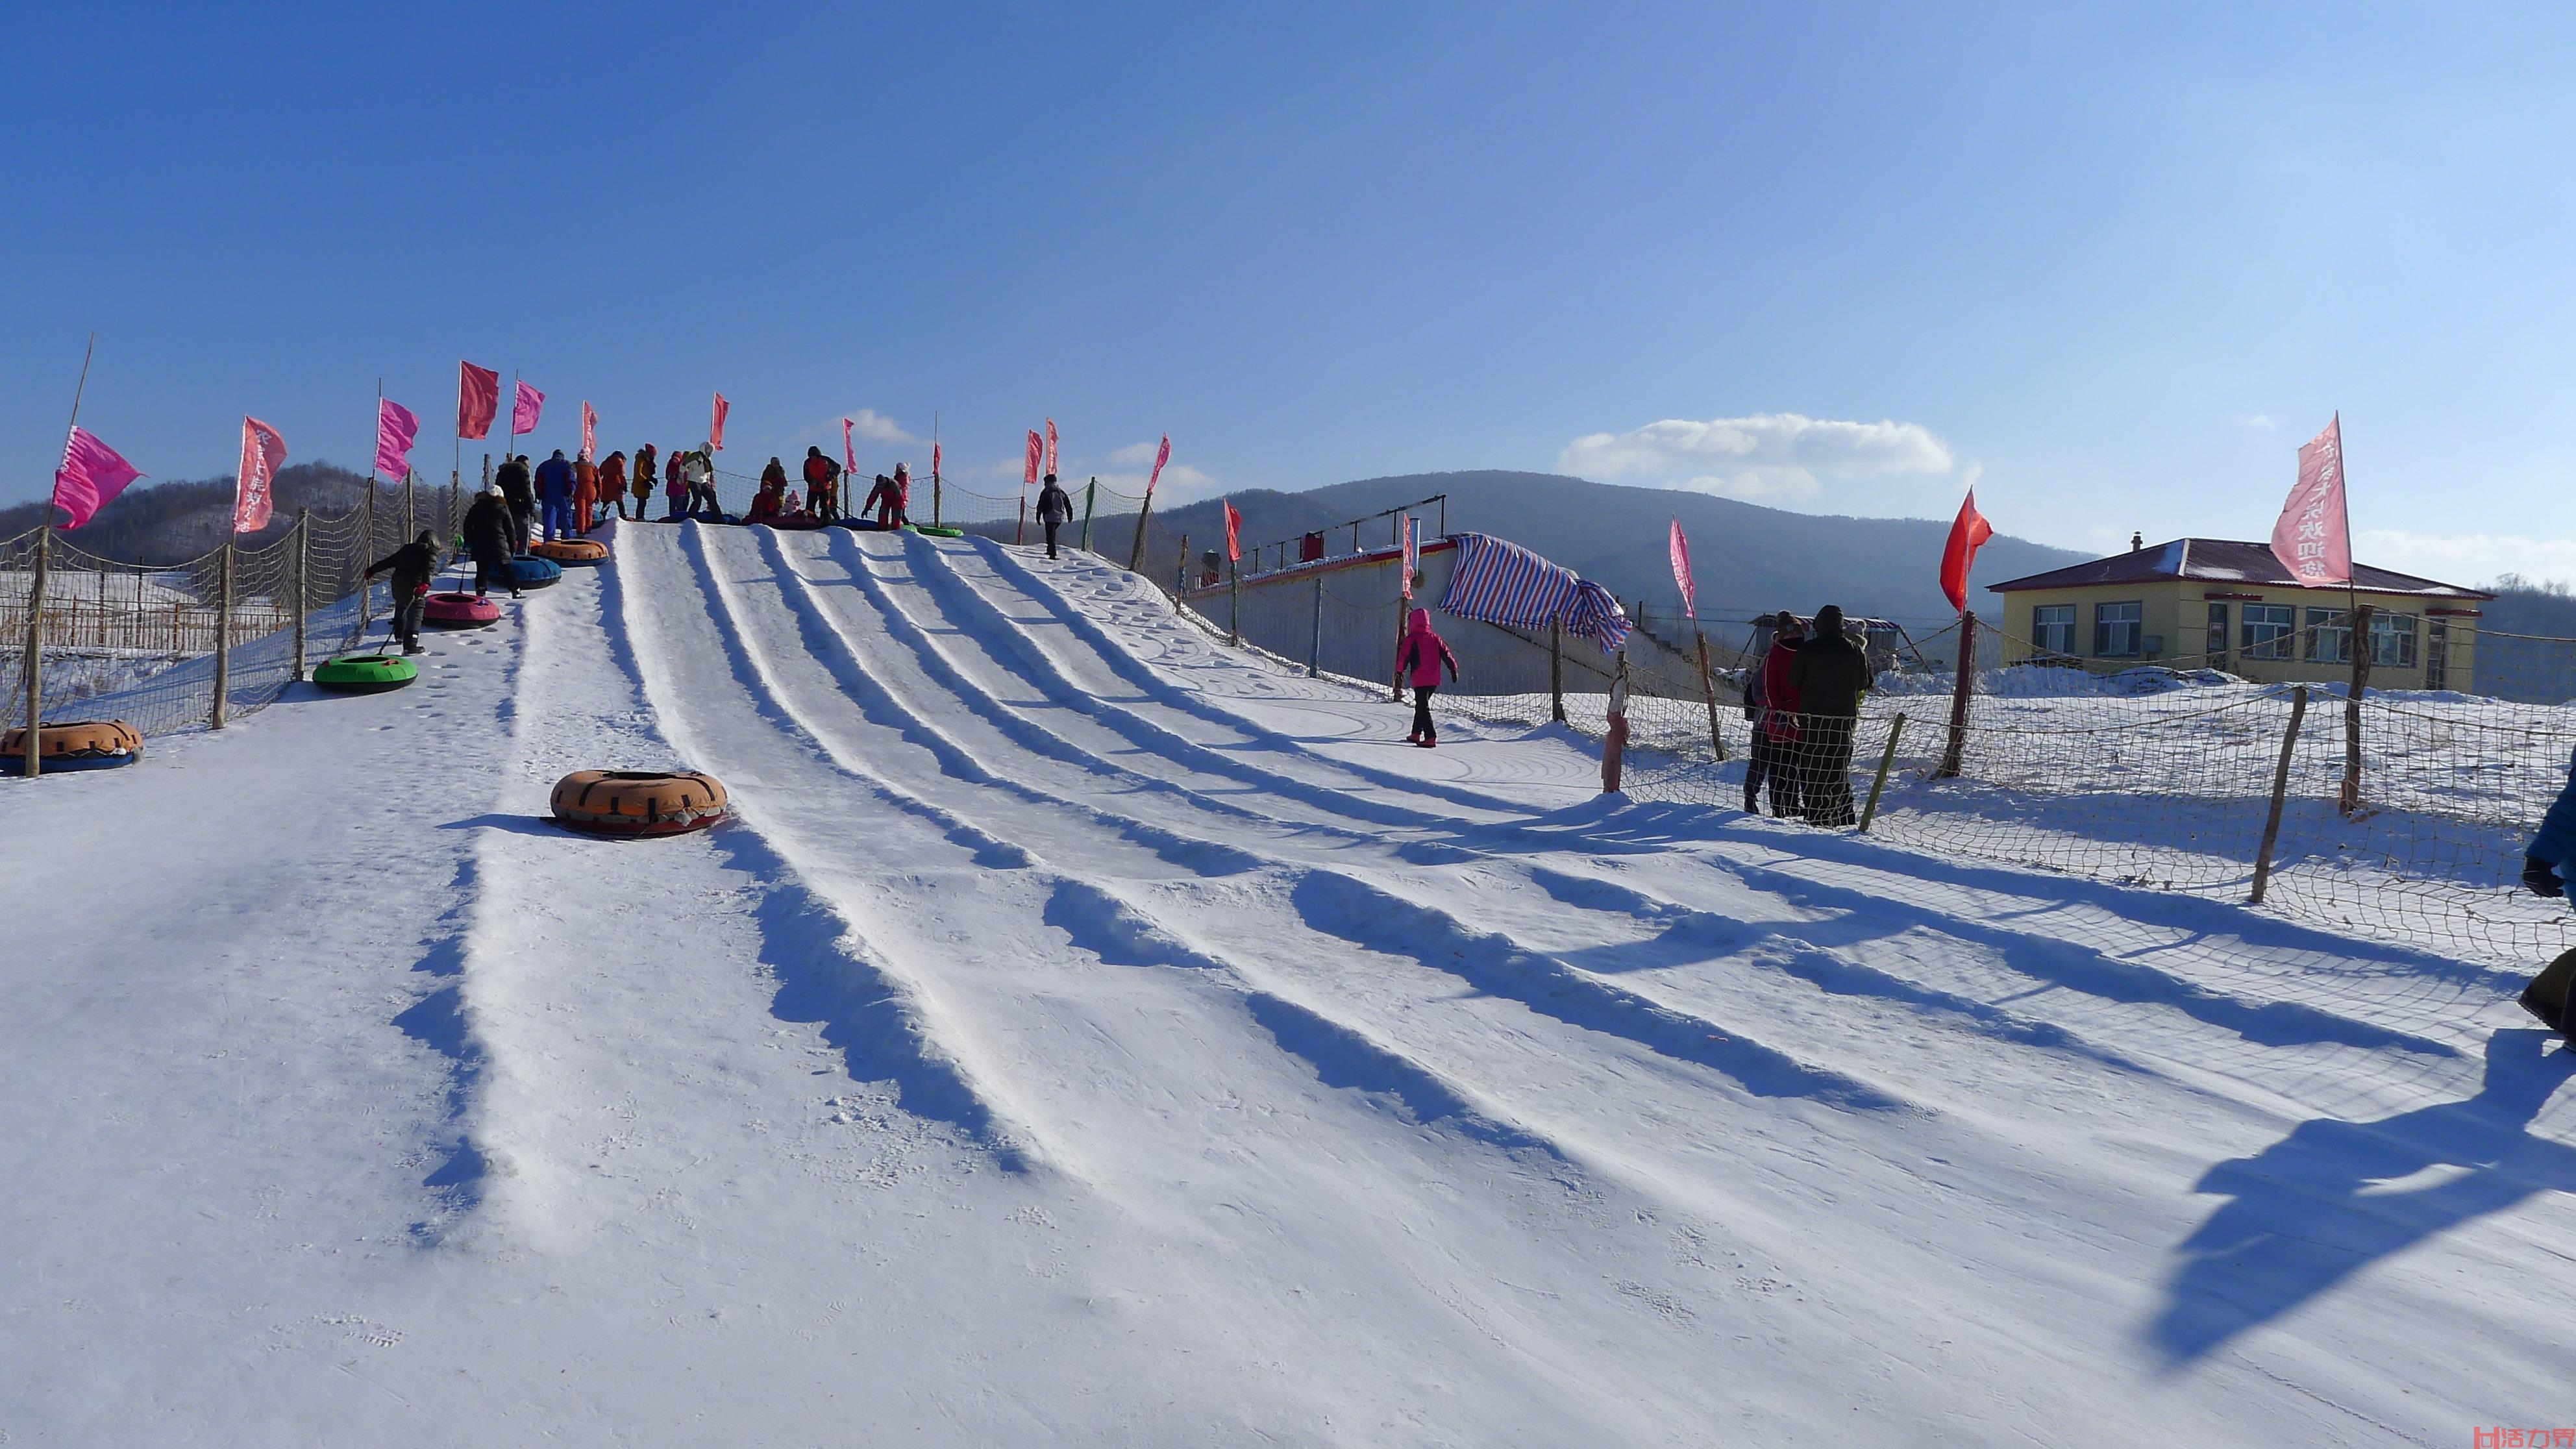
[{"xmin": 5, "ymin": 522, "xmax": 2571, "ymax": 1445}]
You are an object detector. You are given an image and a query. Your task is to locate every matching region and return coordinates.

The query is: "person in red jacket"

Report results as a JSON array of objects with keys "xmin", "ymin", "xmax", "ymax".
[
  {"xmin": 598, "ymin": 451, "xmax": 628, "ymax": 521},
  {"xmin": 801, "ymin": 447, "xmax": 841, "ymax": 522},
  {"xmin": 1395, "ymin": 607, "xmax": 1460, "ymax": 747},
  {"xmin": 1747, "ymin": 612, "xmax": 1805, "ymax": 817},
  {"xmin": 571, "ymin": 454, "xmax": 599, "ymax": 534}
]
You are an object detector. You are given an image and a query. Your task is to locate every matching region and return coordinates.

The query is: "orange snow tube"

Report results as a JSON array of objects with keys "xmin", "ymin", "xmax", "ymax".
[
  {"xmin": 531, "ymin": 538, "xmax": 610, "ymax": 565},
  {"xmin": 549, "ymin": 769, "xmax": 729, "ymax": 837},
  {"xmin": 3, "ymin": 719, "xmax": 144, "ymax": 774}
]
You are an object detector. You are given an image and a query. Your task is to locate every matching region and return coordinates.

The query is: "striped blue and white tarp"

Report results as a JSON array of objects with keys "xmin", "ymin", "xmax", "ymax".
[{"xmin": 1435, "ymin": 532, "xmax": 1632, "ymax": 651}]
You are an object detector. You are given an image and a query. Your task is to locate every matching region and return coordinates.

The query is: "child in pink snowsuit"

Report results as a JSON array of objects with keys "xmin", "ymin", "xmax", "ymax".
[{"xmin": 1396, "ymin": 607, "xmax": 1459, "ymax": 747}]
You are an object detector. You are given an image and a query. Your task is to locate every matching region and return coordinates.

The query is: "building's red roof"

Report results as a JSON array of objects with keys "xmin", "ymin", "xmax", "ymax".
[{"xmin": 1987, "ymin": 538, "xmax": 2492, "ymax": 600}]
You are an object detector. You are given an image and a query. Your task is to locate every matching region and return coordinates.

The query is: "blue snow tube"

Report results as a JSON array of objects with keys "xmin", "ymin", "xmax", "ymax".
[{"xmin": 502, "ymin": 555, "xmax": 564, "ymax": 589}]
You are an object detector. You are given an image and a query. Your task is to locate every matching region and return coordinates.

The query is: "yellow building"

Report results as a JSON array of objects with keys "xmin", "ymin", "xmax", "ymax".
[{"xmin": 1987, "ymin": 538, "xmax": 2490, "ymax": 689}]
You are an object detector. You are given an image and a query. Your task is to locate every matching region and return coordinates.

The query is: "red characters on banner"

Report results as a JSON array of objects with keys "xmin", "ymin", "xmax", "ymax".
[
  {"xmin": 457, "ymin": 362, "xmax": 500, "ymax": 440},
  {"xmin": 1402, "ymin": 515, "xmax": 1418, "ymax": 601},
  {"xmin": 1044, "ymin": 418, "xmax": 1058, "ymax": 478},
  {"xmin": 709, "ymin": 392, "xmax": 728, "ymax": 451},
  {"xmin": 2270, "ymin": 414, "xmax": 2351, "ymax": 586},
  {"xmin": 580, "ymin": 401, "xmax": 597, "ymax": 461},
  {"xmin": 234, "ymin": 417, "xmax": 287, "ymax": 534},
  {"xmin": 376, "ymin": 397, "xmax": 421, "ymax": 482},
  {"xmin": 1224, "ymin": 499, "xmax": 1243, "ymax": 562},
  {"xmin": 1146, "ymin": 435, "xmax": 1170, "ymax": 496},
  {"xmin": 1024, "ymin": 430, "xmax": 1043, "ymax": 487},
  {"xmin": 1668, "ymin": 519, "xmax": 1696, "ymax": 619},
  {"xmin": 1939, "ymin": 489, "xmax": 1994, "ymax": 615},
  {"xmin": 841, "ymin": 418, "xmax": 856, "ymax": 474},
  {"xmin": 511, "ymin": 380, "xmax": 545, "ymax": 438},
  {"xmin": 51, "ymin": 427, "xmax": 144, "ymax": 530}
]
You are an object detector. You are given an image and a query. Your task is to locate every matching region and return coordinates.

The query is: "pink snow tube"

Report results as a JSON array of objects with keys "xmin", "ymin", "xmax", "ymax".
[{"xmin": 423, "ymin": 592, "xmax": 501, "ymax": 628}]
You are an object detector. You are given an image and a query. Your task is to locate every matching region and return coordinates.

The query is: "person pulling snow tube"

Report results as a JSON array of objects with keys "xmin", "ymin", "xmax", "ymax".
[
  {"xmin": 530, "ymin": 537, "xmax": 610, "ymax": 565},
  {"xmin": 312, "ymin": 652, "xmax": 419, "ymax": 695},
  {"xmin": 501, "ymin": 555, "xmax": 564, "ymax": 589},
  {"xmin": 549, "ymin": 769, "xmax": 730, "ymax": 837},
  {"xmin": 910, "ymin": 524, "xmax": 966, "ymax": 539},
  {"xmin": 1, "ymin": 719, "xmax": 143, "ymax": 774},
  {"xmin": 423, "ymin": 592, "xmax": 501, "ymax": 628}
]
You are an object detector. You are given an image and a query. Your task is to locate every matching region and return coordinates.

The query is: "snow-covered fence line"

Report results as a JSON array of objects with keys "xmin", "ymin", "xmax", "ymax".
[{"xmin": 4, "ymin": 480, "xmax": 462, "ymax": 749}]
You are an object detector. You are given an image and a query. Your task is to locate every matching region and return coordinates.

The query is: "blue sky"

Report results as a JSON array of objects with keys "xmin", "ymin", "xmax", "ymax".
[{"xmin": 6, "ymin": 3, "xmax": 2570, "ymax": 582}]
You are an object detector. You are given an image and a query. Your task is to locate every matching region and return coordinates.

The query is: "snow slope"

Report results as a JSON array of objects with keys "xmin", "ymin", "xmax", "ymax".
[{"xmin": 4, "ymin": 521, "xmax": 2571, "ymax": 1445}]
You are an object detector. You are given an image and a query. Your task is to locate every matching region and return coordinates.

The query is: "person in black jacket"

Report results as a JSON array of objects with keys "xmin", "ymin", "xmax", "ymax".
[
  {"xmin": 496, "ymin": 454, "xmax": 536, "ymax": 554},
  {"xmin": 364, "ymin": 529, "xmax": 444, "ymax": 654},
  {"xmin": 460, "ymin": 486, "xmax": 521, "ymax": 599},
  {"xmin": 1787, "ymin": 604, "xmax": 1873, "ymax": 826},
  {"xmin": 1034, "ymin": 473, "xmax": 1074, "ymax": 558}
]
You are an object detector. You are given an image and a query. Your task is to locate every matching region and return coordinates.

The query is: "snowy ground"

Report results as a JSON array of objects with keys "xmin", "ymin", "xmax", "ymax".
[{"xmin": 5, "ymin": 521, "xmax": 2572, "ymax": 1445}]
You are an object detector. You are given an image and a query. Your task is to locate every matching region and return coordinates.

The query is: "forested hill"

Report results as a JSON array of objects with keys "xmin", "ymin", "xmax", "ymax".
[
  {"xmin": 1, "ymin": 462, "xmax": 377, "ymax": 564},
  {"xmin": 1132, "ymin": 470, "xmax": 2094, "ymax": 625}
]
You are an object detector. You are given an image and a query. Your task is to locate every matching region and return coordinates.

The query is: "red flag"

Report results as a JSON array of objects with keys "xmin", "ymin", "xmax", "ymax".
[
  {"xmin": 511, "ymin": 380, "xmax": 544, "ymax": 437},
  {"xmin": 1146, "ymin": 434, "xmax": 1170, "ymax": 496},
  {"xmin": 50, "ymin": 427, "xmax": 143, "ymax": 530},
  {"xmin": 1024, "ymin": 430, "xmax": 1043, "ymax": 487},
  {"xmin": 2270, "ymin": 414, "xmax": 2351, "ymax": 586},
  {"xmin": 932, "ymin": 440, "xmax": 941, "ymax": 481},
  {"xmin": 1223, "ymin": 498, "xmax": 1243, "ymax": 562},
  {"xmin": 709, "ymin": 392, "xmax": 729, "ymax": 451},
  {"xmin": 1668, "ymin": 519, "xmax": 1696, "ymax": 619},
  {"xmin": 1044, "ymin": 418, "xmax": 1058, "ymax": 478},
  {"xmin": 233, "ymin": 416, "xmax": 286, "ymax": 534},
  {"xmin": 1402, "ymin": 515, "xmax": 1417, "ymax": 601},
  {"xmin": 376, "ymin": 397, "xmax": 421, "ymax": 482},
  {"xmin": 457, "ymin": 362, "xmax": 500, "ymax": 440},
  {"xmin": 580, "ymin": 401, "xmax": 597, "ymax": 460},
  {"xmin": 841, "ymin": 417, "xmax": 857, "ymax": 474},
  {"xmin": 1940, "ymin": 488, "xmax": 1994, "ymax": 615}
]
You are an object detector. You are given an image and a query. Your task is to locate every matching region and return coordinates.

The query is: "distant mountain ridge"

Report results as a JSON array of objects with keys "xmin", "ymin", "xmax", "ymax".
[{"xmin": 1130, "ymin": 470, "xmax": 2093, "ymax": 625}]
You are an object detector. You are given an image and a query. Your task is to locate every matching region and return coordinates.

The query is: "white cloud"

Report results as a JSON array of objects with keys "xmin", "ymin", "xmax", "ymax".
[
  {"xmin": 2237, "ymin": 414, "xmax": 2277, "ymax": 430},
  {"xmin": 839, "ymin": 408, "xmax": 919, "ymax": 445},
  {"xmin": 1559, "ymin": 414, "xmax": 1954, "ymax": 502},
  {"xmin": 1109, "ymin": 440, "xmax": 1163, "ymax": 465},
  {"xmin": 2355, "ymin": 528, "xmax": 2576, "ymax": 590}
]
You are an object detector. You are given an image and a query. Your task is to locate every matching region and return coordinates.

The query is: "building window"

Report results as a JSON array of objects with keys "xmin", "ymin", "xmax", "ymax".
[
  {"xmin": 2094, "ymin": 601, "xmax": 2142, "ymax": 658},
  {"xmin": 2427, "ymin": 620, "xmax": 2449, "ymax": 690},
  {"xmin": 2206, "ymin": 603, "xmax": 2229, "ymax": 665},
  {"xmin": 2306, "ymin": 608, "xmax": 2351, "ymax": 664},
  {"xmin": 2370, "ymin": 611, "xmax": 2418, "ymax": 668},
  {"xmin": 2031, "ymin": 604, "xmax": 2074, "ymax": 657},
  {"xmin": 2242, "ymin": 604, "xmax": 2294, "ymax": 660}
]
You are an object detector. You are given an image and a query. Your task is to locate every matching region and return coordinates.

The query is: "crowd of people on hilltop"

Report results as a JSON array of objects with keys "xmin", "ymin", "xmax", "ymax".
[{"xmin": 1739, "ymin": 606, "xmax": 1876, "ymax": 828}]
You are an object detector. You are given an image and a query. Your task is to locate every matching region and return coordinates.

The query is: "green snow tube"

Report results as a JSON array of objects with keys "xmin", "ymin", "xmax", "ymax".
[
  {"xmin": 312, "ymin": 652, "xmax": 419, "ymax": 695},
  {"xmin": 910, "ymin": 524, "xmax": 966, "ymax": 538}
]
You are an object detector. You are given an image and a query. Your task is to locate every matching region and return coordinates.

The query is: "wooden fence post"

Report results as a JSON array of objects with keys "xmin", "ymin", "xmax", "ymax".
[
  {"xmin": 1128, "ymin": 488, "xmax": 1156, "ymax": 573},
  {"xmin": 1602, "ymin": 650, "xmax": 1631, "ymax": 793},
  {"xmin": 1937, "ymin": 611, "xmax": 1978, "ymax": 778},
  {"xmin": 19, "ymin": 526, "xmax": 47, "ymax": 777},
  {"xmin": 1696, "ymin": 630, "xmax": 1727, "ymax": 762},
  {"xmin": 1390, "ymin": 603, "xmax": 1406, "ymax": 702},
  {"xmin": 1080, "ymin": 478, "xmax": 1096, "ymax": 553},
  {"xmin": 2252, "ymin": 686, "xmax": 2310, "ymax": 904},
  {"xmin": 404, "ymin": 472, "xmax": 417, "ymax": 543},
  {"xmin": 1550, "ymin": 617, "xmax": 1566, "ymax": 723},
  {"xmin": 1016, "ymin": 493, "xmax": 1027, "ymax": 547},
  {"xmin": 292, "ymin": 508, "xmax": 310, "ymax": 682},
  {"xmin": 360, "ymin": 480, "xmax": 377, "ymax": 634},
  {"xmin": 1228, "ymin": 558, "xmax": 1241, "ymax": 647},
  {"xmin": 1174, "ymin": 534, "xmax": 1188, "ymax": 609},
  {"xmin": 1857, "ymin": 714, "xmax": 1908, "ymax": 834},
  {"xmin": 2340, "ymin": 604, "xmax": 2375, "ymax": 816},
  {"xmin": 211, "ymin": 539, "xmax": 235, "ymax": 730}
]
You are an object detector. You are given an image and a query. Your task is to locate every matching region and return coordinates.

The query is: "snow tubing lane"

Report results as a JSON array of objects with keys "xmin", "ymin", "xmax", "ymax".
[
  {"xmin": 312, "ymin": 652, "xmax": 419, "ymax": 694},
  {"xmin": 550, "ymin": 769, "xmax": 730, "ymax": 837},
  {"xmin": 531, "ymin": 537, "xmax": 610, "ymax": 565},
  {"xmin": 502, "ymin": 556, "xmax": 564, "ymax": 589},
  {"xmin": 2, "ymin": 719, "xmax": 143, "ymax": 774},
  {"xmin": 423, "ymin": 592, "xmax": 501, "ymax": 628}
]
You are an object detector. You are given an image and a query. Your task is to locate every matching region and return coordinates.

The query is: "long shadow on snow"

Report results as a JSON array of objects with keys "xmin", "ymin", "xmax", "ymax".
[
  {"xmin": 708, "ymin": 815, "xmax": 1034, "ymax": 1174},
  {"xmin": 1039, "ymin": 877, "xmax": 1567, "ymax": 1162},
  {"xmin": 2149, "ymin": 1029, "xmax": 2576, "ymax": 1365},
  {"xmin": 390, "ymin": 852, "xmax": 489, "ymax": 1243}
]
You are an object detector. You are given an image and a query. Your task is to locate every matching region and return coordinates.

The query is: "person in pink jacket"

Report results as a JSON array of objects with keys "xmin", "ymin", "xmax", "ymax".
[{"xmin": 1396, "ymin": 607, "xmax": 1460, "ymax": 747}]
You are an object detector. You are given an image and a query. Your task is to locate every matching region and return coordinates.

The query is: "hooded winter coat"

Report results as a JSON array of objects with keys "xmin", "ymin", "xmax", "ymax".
[
  {"xmin": 536, "ymin": 452, "xmax": 576, "ymax": 503},
  {"xmin": 1761, "ymin": 630, "xmax": 1804, "ymax": 739},
  {"xmin": 1035, "ymin": 478, "xmax": 1074, "ymax": 525},
  {"xmin": 1788, "ymin": 605, "xmax": 1872, "ymax": 717},
  {"xmin": 462, "ymin": 493, "xmax": 515, "ymax": 562},
  {"xmin": 1396, "ymin": 608, "xmax": 1459, "ymax": 687},
  {"xmin": 496, "ymin": 457, "xmax": 535, "ymax": 509},
  {"xmin": 366, "ymin": 538, "xmax": 442, "ymax": 598}
]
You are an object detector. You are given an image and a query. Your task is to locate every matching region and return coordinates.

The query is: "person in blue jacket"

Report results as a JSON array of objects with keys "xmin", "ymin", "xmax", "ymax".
[
  {"xmin": 535, "ymin": 449, "xmax": 578, "ymax": 543},
  {"xmin": 2520, "ymin": 750, "xmax": 2576, "ymax": 1030}
]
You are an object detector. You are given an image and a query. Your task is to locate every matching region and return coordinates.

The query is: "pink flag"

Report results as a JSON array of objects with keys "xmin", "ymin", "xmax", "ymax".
[
  {"xmin": 50, "ymin": 426, "xmax": 143, "ymax": 530},
  {"xmin": 709, "ymin": 392, "xmax": 728, "ymax": 451},
  {"xmin": 1668, "ymin": 519, "xmax": 1696, "ymax": 619},
  {"xmin": 2270, "ymin": 414, "xmax": 2351, "ymax": 586},
  {"xmin": 1146, "ymin": 434, "xmax": 1170, "ymax": 497},
  {"xmin": 1224, "ymin": 499, "xmax": 1243, "ymax": 562},
  {"xmin": 1024, "ymin": 430, "xmax": 1043, "ymax": 487},
  {"xmin": 512, "ymin": 380, "xmax": 545, "ymax": 437},
  {"xmin": 841, "ymin": 417, "xmax": 857, "ymax": 473},
  {"xmin": 458, "ymin": 362, "xmax": 500, "ymax": 440},
  {"xmin": 1402, "ymin": 515, "xmax": 1418, "ymax": 601},
  {"xmin": 376, "ymin": 397, "xmax": 421, "ymax": 482},
  {"xmin": 233, "ymin": 416, "xmax": 287, "ymax": 534},
  {"xmin": 932, "ymin": 440, "xmax": 941, "ymax": 480},
  {"xmin": 1044, "ymin": 418, "xmax": 1058, "ymax": 478},
  {"xmin": 580, "ymin": 400, "xmax": 597, "ymax": 460}
]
